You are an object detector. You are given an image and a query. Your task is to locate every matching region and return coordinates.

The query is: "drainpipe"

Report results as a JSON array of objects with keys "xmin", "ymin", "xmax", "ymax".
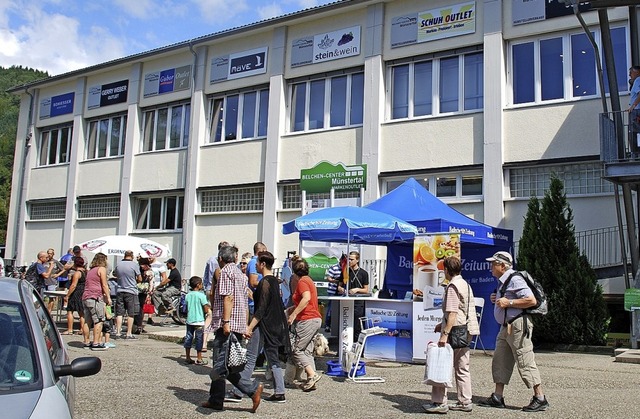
[{"xmin": 12, "ymin": 88, "xmax": 35, "ymax": 262}]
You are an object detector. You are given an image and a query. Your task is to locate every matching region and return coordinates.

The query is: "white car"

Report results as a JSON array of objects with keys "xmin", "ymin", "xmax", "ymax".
[{"xmin": 0, "ymin": 277, "xmax": 101, "ymax": 418}]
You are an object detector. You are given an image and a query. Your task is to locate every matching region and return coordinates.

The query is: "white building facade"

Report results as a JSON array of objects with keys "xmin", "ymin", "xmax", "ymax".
[{"xmin": 5, "ymin": 0, "xmax": 636, "ymax": 278}]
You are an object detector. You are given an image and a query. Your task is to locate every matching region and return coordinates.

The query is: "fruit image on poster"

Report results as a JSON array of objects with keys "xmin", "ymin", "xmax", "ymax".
[{"xmin": 412, "ymin": 233, "xmax": 460, "ymax": 308}]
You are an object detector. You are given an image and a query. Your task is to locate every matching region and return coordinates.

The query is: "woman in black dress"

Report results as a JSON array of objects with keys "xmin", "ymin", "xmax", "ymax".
[
  {"xmin": 244, "ymin": 251, "xmax": 291, "ymax": 402},
  {"xmin": 62, "ymin": 256, "xmax": 87, "ymax": 336}
]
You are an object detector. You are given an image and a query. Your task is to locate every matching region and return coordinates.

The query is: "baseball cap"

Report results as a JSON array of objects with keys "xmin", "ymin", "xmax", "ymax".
[
  {"xmin": 73, "ymin": 245, "xmax": 81, "ymax": 253},
  {"xmin": 485, "ymin": 251, "xmax": 513, "ymax": 265}
]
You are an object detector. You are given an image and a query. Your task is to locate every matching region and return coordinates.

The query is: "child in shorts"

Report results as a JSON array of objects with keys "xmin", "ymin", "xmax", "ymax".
[{"xmin": 184, "ymin": 276, "xmax": 210, "ymax": 365}]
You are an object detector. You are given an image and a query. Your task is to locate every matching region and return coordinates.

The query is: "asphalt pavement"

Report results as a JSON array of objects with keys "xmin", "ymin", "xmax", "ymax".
[{"xmin": 63, "ymin": 323, "xmax": 640, "ymax": 419}]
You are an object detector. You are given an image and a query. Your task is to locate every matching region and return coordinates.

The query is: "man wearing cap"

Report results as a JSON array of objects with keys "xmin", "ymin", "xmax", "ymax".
[
  {"xmin": 151, "ymin": 258, "xmax": 182, "ymax": 314},
  {"xmin": 478, "ymin": 251, "xmax": 549, "ymax": 412}
]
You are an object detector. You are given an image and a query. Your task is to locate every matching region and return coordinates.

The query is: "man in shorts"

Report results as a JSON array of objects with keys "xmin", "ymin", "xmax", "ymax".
[{"xmin": 114, "ymin": 250, "xmax": 142, "ymax": 339}]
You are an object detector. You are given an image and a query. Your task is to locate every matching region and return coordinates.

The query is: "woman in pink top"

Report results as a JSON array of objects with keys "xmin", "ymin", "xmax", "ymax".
[
  {"xmin": 286, "ymin": 259, "xmax": 322, "ymax": 392},
  {"xmin": 82, "ymin": 253, "xmax": 112, "ymax": 350}
]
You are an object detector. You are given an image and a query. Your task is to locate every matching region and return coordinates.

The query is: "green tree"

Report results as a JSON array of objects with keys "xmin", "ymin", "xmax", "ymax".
[
  {"xmin": 0, "ymin": 66, "xmax": 49, "ymax": 245},
  {"xmin": 517, "ymin": 175, "xmax": 609, "ymax": 345}
]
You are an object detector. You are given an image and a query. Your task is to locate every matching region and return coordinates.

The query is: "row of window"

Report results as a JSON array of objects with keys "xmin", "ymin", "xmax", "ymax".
[
  {"xmin": 28, "ymin": 161, "xmax": 610, "ymax": 231},
  {"xmin": 35, "ymin": 26, "xmax": 630, "ymax": 166}
]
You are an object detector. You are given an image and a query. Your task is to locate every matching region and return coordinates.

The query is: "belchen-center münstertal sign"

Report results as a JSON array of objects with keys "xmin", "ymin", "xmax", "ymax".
[{"xmin": 300, "ymin": 161, "xmax": 367, "ymax": 193}]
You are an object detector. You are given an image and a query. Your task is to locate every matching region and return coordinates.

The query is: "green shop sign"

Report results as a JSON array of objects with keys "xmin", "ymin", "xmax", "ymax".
[
  {"xmin": 300, "ymin": 161, "xmax": 367, "ymax": 193},
  {"xmin": 624, "ymin": 288, "xmax": 640, "ymax": 311}
]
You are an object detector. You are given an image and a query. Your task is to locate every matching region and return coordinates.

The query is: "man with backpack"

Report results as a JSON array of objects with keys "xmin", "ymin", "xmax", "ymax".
[{"xmin": 478, "ymin": 251, "xmax": 549, "ymax": 413}]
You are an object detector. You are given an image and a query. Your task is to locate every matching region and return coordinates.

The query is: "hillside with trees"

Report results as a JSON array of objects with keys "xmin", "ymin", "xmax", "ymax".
[{"xmin": 0, "ymin": 66, "xmax": 49, "ymax": 247}]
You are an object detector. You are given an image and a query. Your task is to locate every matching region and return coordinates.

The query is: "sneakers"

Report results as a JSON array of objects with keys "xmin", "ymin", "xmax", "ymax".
[
  {"xmin": 105, "ymin": 341, "xmax": 116, "ymax": 349},
  {"xmin": 423, "ymin": 403, "xmax": 449, "ymax": 414},
  {"xmin": 266, "ymin": 393, "xmax": 286, "ymax": 403},
  {"xmin": 479, "ymin": 393, "xmax": 506, "ymax": 408},
  {"xmin": 522, "ymin": 396, "xmax": 549, "ymax": 412},
  {"xmin": 302, "ymin": 373, "xmax": 322, "ymax": 392},
  {"xmin": 449, "ymin": 402, "xmax": 473, "ymax": 412},
  {"xmin": 224, "ymin": 392, "xmax": 242, "ymax": 403},
  {"xmin": 91, "ymin": 343, "xmax": 107, "ymax": 351},
  {"xmin": 147, "ymin": 318, "xmax": 155, "ymax": 325}
]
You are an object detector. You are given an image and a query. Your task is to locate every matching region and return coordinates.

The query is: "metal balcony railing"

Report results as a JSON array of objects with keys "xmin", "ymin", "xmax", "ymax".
[
  {"xmin": 600, "ymin": 110, "xmax": 638, "ymax": 163},
  {"xmin": 514, "ymin": 225, "xmax": 631, "ymax": 269}
]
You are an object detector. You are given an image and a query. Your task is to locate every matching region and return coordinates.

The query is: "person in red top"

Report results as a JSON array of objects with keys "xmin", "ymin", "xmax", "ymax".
[{"xmin": 287, "ymin": 259, "xmax": 322, "ymax": 392}]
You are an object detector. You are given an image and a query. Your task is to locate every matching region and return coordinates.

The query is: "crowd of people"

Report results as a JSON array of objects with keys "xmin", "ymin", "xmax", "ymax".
[{"xmin": 23, "ymin": 243, "xmax": 549, "ymax": 414}]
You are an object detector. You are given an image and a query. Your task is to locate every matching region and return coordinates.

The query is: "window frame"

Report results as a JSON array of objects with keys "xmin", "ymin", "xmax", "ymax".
[
  {"xmin": 388, "ymin": 50, "xmax": 484, "ymax": 121},
  {"xmin": 208, "ymin": 87, "xmax": 270, "ymax": 143},
  {"xmin": 509, "ymin": 26, "xmax": 629, "ymax": 106},
  {"xmin": 77, "ymin": 196, "xmax": 121, "ymax": 219},
  {"xmin": 134, "ymin": 194, "xmax": 184, "ymax": 231},
  {"xmin": 28, "ymin": 199, "xmax": 66, "ymax": 220},
  {"xmin": 141, "ymin": 102, "xmax": 190, "ymax": 152},
  {"xmin": 383, "ymin": 173, "xmax": 483, "ymax": 202},
  {"xmin": 37, "ymin": 124, "xmax": 73, "ymax": 166},
  {"xmin": 288, "ymin": 70, "xmax": 365, "ymax": 133},
  {"xmin": 200, "ymin": 185, "xmax": 265, "ymax": 213},
  {"xmin": 85, "ymin": 113, "xmax": 127, "ymax": 160}
]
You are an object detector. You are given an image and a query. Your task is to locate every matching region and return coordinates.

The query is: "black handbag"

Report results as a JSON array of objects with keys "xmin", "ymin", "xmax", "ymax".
[
  {"xmin": 447, "ymin": 283, "xmax": 470, "ymax": 349},
  {"xmin": 448, "ymin": 325, "xmax": 469, "ymax": 349}
]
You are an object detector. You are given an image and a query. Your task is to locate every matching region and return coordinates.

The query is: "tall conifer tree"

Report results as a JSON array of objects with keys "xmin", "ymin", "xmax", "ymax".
[{"xmin": 517, "ymin": 175, "xmax": 609, "ymax": 345}]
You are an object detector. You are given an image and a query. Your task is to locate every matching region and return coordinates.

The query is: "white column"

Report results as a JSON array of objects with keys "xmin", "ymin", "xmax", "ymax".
[
  {"xmin": 182, "ymin": 46, "xmax": 208, "ymax": 277},
  {"xmin": 62, "ymin": 77, "xmax": 88, "ymax": 249},
  {"xmin": 6, "ymin": 91, "xmax": 37, "ymax": 263},
  {"xmin": 482, "ymin": 0, "xmax": 506, "ymax": 227},
  {"xmin": 262, "ymin": 27, "xmax": 287, "ymax": 252},
  {"xmin": 118, "ymin": 63, "xmax": 143, "ymax": 235}
]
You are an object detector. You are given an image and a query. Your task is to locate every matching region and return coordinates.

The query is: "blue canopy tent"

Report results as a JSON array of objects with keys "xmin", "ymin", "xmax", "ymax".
[
  {"xmin": 282, "ymin": 205, "xmax": 418, "ymax": 244},
  {"xmin": 365, "ymin": 177, "xmax": 513, "ymax": 349}
]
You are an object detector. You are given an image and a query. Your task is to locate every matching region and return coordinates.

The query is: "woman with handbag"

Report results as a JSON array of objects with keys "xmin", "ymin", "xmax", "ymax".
[{"xmin": 424, "ymin": 256, "xmax": 479, "ymax": 414}]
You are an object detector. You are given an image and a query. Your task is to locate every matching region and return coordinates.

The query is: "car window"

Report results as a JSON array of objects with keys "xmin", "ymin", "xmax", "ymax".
[
  {"xmin": 31, "ymin": 291, "xmax": 62, "ymax": 362},
  {"xmin": 0, "ymin": 302, "xmax": 39, "ymax": 389}
]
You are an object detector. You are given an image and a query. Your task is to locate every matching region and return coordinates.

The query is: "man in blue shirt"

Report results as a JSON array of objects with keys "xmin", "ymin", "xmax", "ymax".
[{"xmin": 246, "ymin": 242, "xmax": 267, "ymax": 315}]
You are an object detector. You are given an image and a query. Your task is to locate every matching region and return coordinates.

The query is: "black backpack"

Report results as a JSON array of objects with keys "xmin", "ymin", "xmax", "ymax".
[
  {"xmin": 25, "ymin": 263, "xmax": 43, "ymax": 290},
  {"xmin": 501, "ymin": 271, "xmax": 548, "ymax": 316}
]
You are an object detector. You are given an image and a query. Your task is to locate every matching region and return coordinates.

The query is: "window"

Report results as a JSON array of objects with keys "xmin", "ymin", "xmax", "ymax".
[
  {"xmin": 280, "ymin": 183, "xmax": 361, "ymax": 209},
  {"xmin": 201, "ymin": 186, "xmax": 264, "ymax": 212},
  {"xmin": 390, "ymin": 51, "xmax": 483, "ymax": 119},
  {"xmin": 290, "ymin": 70, "xmax": 364, "ymax": 132},
  {"xmin": 29, "ymin": 199, "xmax": 66, "ymax": 220},
  {"xmin": 86, "ymin": 114, "xmax": 126, "ymax": 159},
  {"xmin": 385, "ymin": 174, "xmax": 482, "ymax": 199},
  {"xmin": 135, "ymin": 195, "xmax": 183, "ymax": 230},
  {"xmin": 209, "ymin": 88, "xmax": 269, "ymax": 142},
  {"xmin": 142, "ymin": 103, "xmax": 190, "ymax": 151},
  {"xmin": 77, "ymin": 196, "xmax": 120, "ymax": 219},
  {"xmin": 38, "ymin": 125, "xmax": 72, "ymax": 166},
  {"xmin": 510, "ymin": 162, "xmax": 614, "ymax": 197},
  {"xmin": 511, "ymin": 27, "xmax": 628, "ymax": 105}
]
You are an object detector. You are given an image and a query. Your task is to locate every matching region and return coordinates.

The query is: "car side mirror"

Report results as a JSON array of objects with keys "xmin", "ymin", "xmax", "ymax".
[{"xmin": 53, "ymin": 356, "xmax": 102, "ymax": 379}]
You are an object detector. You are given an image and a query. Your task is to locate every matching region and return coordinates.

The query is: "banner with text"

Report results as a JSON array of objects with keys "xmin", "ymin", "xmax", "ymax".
[
  {"xmin": 39, "ymin": 92, "xmax": 74, "ymax": 119},
  {"xmin": 291, "ymin": 26, "xmax": 360, "ymax": 68},
  {"xmin": 300, "ymin": 161, "xmax": 366, "ymax": 193},
  {"xmin": 144, "ymin": 65, "xmax": 191, "ymax": 97}
]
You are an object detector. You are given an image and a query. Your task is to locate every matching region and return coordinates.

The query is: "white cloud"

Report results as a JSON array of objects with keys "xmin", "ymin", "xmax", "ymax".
[
  {"xmin": 112, "ymin": 0, "xmax": 155, "ymax": 20},
  {"xmin": 257, "ymin": 3, "xmax": 284, "ymax": 21},
  {"xmin": 0, "ymin": 3, "xmax": 126, "ymax": 75},
  {"xmin": 191, "ymin": 0, "xmax": 250, "ymax": 26}
]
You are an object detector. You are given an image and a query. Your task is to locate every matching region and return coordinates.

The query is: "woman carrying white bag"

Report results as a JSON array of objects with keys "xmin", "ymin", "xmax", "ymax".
[{"xmin": 423, "ymin": 256, "xmax": 479, "ymax": 414}]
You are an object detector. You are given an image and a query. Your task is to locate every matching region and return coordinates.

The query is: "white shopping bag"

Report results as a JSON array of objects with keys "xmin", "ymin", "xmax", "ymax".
[{"xmin": 423, "ymin": 342, "xmax": 453, "ymax": 388}]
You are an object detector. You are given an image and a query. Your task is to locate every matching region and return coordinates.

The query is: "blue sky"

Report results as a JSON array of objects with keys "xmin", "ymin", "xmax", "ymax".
[{"xmin": 0, "ymin": 0, "xmax": 335, "ymax": 76}]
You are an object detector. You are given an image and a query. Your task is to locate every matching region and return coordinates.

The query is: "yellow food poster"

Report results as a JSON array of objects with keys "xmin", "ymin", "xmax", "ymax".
[{"xmin": 412, "ymin": 233, "xmax": 460, "ymax": 305}]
